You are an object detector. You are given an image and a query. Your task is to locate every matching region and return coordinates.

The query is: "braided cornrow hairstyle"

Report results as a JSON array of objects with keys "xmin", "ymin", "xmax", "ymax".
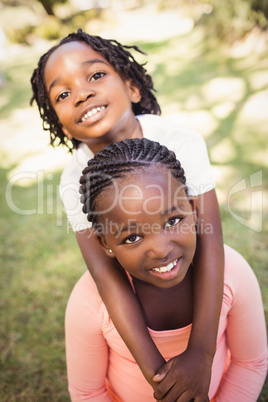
[
  {"xmin": 79, "ymin": 138, "xmax": 187, "ymax": 227},
  {"xmin": 30, "ymin": 29, "xmax": 161, "ymax": 152}
]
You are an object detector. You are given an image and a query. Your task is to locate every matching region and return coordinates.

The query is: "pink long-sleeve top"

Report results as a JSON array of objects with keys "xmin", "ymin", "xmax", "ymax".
[{"xmin": 65, "ymin": 245, "xmax": 267, "ymax": 401}]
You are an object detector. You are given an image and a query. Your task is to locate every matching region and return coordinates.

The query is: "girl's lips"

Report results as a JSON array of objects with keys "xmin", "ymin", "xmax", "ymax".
[
  {"xmin": 78, "ymin": 105, "xmax": 107, "ymax": 124},
  {"xmin": 152, "ymin": 259, "xmax": 177, "ymax": 273},
  {"xmin": 149, "ymin": 258, "xmax": 182, "ymax": 281}
]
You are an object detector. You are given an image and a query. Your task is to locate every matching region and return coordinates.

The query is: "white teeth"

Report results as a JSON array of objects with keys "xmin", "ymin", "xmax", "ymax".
[
  {"xmin": 152, "ymin": 259, "xmax": 178, "ymax": 273},
  {"xmin": 81, "ymin": 106, "xmax": 105, "ymax": 122}
]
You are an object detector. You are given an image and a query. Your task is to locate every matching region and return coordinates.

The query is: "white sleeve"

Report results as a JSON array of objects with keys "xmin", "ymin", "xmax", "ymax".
[
  {"xmin": 59, "ymin": 147, "xmax": 92, "ymax": 232},
  {"xmin": 171, "ymin": 131, "xmax": 215, "ymax": 196},
  {"xmin": 139, "ymin": 115, "xmax": 215, "ymax": 196},
  {"xmin": 60, "ymin": 178, "xmax": 92, "ymax": 232}
]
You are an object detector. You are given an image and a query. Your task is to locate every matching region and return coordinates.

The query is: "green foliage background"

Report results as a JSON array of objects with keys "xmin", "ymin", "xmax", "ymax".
[
  {"xmin": 1, "ymin": 0, "xmax": 268, "ymax": 44},
  {"xmin": 0, "ymin": 1, "xmax": 267, "ymax": 400}
]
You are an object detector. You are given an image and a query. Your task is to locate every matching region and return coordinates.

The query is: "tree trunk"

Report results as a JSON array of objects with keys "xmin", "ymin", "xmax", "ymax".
[{"xmin": 39, "ymin": 0, "xmax": 54, "ymax": 16}]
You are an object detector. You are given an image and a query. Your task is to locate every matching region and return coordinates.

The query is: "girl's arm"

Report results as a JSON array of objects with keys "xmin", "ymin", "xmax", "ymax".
[
  {"xmin": 190, "ymin": 189, "xmax": 224, "ymax": 368},
  {"xmin": 76, "ymin": 228, "xmax": 165, "ymax": 386},
  {"xmin": 153, "ymin": 189, "xmax": 224, "ymax": 401},
  {"xmin": 187, "ymin": 189, "xmax": 224, "ymax": 391}
]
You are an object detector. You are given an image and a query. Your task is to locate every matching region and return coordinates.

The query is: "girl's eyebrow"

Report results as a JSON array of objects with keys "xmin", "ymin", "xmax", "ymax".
[
  {"xmin": 162, "ymin": 205, "xmax": 178, "ymax": 215},
  {"xmin": 116, "ymin": 205, "xmax": 186, "ymax": 236},
  {"xmin": 118, "ymin": 222, "xmax": 139, "ymax": 235},
  {"xmin": 162, "ymin": 204, "xmax": 186, "ymax": 215},
  {"xmin": 81, "ymin": 59, "xmax": 109, "ymax": 67},
  {"xmin": 47, "ymin": 59, "xmax": 109, "ymax": 95},
  {"xmin": 48, "ymin": 77, "xmax": 61, "ymax": 96},
  {"xmin": 117, "ymin": 204, "xmax": 187, "ymax": 231}
]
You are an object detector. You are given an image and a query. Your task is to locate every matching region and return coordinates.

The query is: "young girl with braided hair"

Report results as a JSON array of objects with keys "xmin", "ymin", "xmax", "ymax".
[
  {"xmin": 30, "ymin": 29, "xmax": 225, "ymax": 400},
  {"xmin": 65, "ymin": 137, "xmax": 267, "ymax": 401}
]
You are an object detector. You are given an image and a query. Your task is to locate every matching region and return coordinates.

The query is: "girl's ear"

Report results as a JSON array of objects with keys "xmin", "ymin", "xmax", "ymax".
[
  {"xmin": 126, "ymin": 80, "xmax": 141, "ymax": 104},
  {"xmin": 97, "ymin": 235, "xmax": 115, "ymax": 258}
]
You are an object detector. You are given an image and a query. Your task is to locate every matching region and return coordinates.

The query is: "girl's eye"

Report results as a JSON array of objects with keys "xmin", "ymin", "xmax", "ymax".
[
  {"xmin": 90, "ymin": 72, "xmax": 105, "ymax": 81},
  {"xmin": 124, "ymin": 235, "xmax": 142, "ymax": 244},
  {"xmin": 57, "ymin": 91, "xmax": 69, "ymax": 102},
  {"xmin": 165, "ymin": 217, "xmax": 181, "ymax": 229}
]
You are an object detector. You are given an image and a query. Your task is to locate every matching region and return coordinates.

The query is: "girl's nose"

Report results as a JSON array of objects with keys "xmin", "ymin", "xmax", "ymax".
[
  {"xmin": 146, "ymin": 236, "xmax": 173, "ymax": 261},
  {"xmin": 74, "ymin": 86, "xmax": 94, "ymax": 107}
]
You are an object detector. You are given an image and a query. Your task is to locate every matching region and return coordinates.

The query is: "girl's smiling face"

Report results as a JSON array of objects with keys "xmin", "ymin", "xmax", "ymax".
[
  {"xmin": 44, "ymin": 41, "xmax": 141, "ymax": 152},
  {"xmin": 97, "ymin": 167, "xmax": 197, "ymax": 289}
]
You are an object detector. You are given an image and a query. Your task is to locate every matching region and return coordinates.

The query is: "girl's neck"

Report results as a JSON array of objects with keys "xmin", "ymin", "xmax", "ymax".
[
  {"xmin": 86, "ymin": 117, "xmax": 143, "ymax": 155},
  {"xmin": 132, "ymin": 268, "xmax": 194, "ymax": 331}
]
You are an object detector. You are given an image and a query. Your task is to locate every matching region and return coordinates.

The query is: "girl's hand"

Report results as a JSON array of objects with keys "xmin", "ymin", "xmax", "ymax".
[{"xmin": 152, "ymin": 347, "xmax": 212, "ymax": 401}]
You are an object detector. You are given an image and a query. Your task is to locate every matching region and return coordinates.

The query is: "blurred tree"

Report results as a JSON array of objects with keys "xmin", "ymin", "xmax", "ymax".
[
  {"xmin": 159, "ymin": 0, "xmax": 268, "ymax": 38},
  {"xmin": 1, "ymin": 0, "xmax": 67, "ymax": 15},
  {"xmin": 252, "ymin": 0, "xmax": 268, "ymax": 18},
  {"xmin": 35, "ymin": 0, "xmax": 68, "ymax": 16}
]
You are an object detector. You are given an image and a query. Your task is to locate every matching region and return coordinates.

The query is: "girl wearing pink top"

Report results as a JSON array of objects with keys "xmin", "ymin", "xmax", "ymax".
[{"xmin": 66, "ymin": 138, "xmax": 267, "ymax": 401}]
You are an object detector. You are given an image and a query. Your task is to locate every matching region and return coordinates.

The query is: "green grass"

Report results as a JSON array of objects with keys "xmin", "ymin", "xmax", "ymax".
[
  {"xmin": 0, "ymin": 168, "xmax": 84, "ymax": 401},
  {"xmin": 0, "ymin": 9, "xmax": 267, "ymax": 401}
]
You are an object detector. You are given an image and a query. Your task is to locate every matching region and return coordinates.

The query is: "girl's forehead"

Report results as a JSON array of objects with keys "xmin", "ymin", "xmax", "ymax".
[
  {"xmin": 96, "ymin": 168, "xmax": 189, "ymax": 222},
  {"xmin": 44, "ymin": 41, "xmax": 112, "ymax": 88},
  {"xmin": 47, "ymin": 40, "xmax": 108, "ymax": 66},
  {"xmin": 123, "ymin": 168, "xmax": 185, "ymax": 195},
  {"xmin": 98, "ymin": 167, "xmax": 187, "ymax": 208}
]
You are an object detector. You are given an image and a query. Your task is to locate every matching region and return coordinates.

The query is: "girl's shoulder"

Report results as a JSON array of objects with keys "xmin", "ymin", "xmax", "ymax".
[
  {"xmin": 223, "ymin": 244, "xmax": 260, "ymax": 297},
  {"xmin": 66, "ymin": 271, "xmax": 109, "ymax": 329},
  {"xmin": 60, "ymin": 143, "xmax": 93, "ymax": 186},
  {"xmin": 137, "ymin": 114, "xmax": 204, "ymax": 144}
]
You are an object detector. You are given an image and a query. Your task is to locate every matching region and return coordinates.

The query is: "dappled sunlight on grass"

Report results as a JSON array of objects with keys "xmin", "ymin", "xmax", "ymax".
[
  {"xmin": 239, "ymin": 90, "xmax": 268, "ymax": 124},
  {"xmin": 167, "ymin": 110, "xmax": 217, "ymax": 138},
  {"xmin": 202, "ymin": 77, "xmax": 245, "ymax": 103},
  {"xmin": 0, "ymin": 165, "xmax": 82, "ymax": 399},
  {"xmin": 229, "ymin": 27, "xmax": 268, "ymax": 58},
  {"xmin": 248, "ymin": 149, "xmax": 268, "ymax": 168},
  {"xmin": 249, "ymin": 70, "xmax": 268, "ymax": 90},
  {"xmin": 212, "ymin": 101, "xmax": 236, "ymax": 119},
  {"xmin": 1, "ymin": 4, "xmax": 268, "ymax": 400},
  {"xmin": 101, "ymin": 6, "xmax": 195, "ymax": 43},
  {"xmin": 1, "ymin": 106, "xmax": 71, "ymax": 186},
  {"xmin": 147, "ymin": 26, "xmax": 268, "ymax": 200},
  {"xmin": 210, "ymin": 137, "xmax": 237, "ymax": 165},
  {"xmin": 210, "ymin": 165, "xmax": 234, "ymax": 202}
]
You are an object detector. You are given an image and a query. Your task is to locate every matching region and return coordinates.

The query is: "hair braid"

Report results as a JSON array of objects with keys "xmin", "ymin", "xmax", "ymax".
[
  {"xmin": 30, "ymin": 29, "xmax": 161, "ymax": 152},
  {"xmin": 79, "ymin": 138, "xmax": 187, "ymax": 227}
]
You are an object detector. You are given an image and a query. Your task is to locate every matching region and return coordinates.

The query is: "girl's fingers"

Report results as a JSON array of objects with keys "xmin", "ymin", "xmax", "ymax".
[{"xmin": 153, "ymin": 360, "xmax": 174, "ymax": 383}]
